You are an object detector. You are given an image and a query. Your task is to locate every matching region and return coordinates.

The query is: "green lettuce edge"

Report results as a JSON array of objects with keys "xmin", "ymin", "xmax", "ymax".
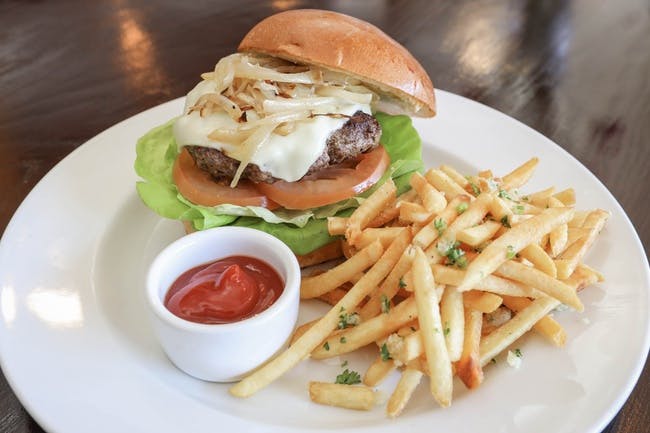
[{"xmin": 134, "ymin": 112, "xmax": 423, "ymax": 255}]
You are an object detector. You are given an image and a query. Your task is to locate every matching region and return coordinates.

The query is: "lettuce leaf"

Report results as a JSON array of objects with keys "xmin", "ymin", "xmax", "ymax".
[{"xmin": 134, "ymin": 113, "xmax": 422, "ymax": 255}]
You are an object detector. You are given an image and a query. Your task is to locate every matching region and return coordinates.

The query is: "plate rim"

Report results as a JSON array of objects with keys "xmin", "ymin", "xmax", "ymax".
[{"xmin": 1, "ymin": 90, "xmax": 648, "ymax": 433}]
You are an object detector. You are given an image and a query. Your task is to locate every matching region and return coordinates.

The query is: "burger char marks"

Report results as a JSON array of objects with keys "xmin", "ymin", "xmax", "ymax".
[{"xmin": 186, "ymin": 111, "xmax": 381, "ymax": 184}]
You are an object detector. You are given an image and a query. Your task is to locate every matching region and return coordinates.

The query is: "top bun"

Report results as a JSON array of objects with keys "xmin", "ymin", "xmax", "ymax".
[{"xmin": 238, "ymin": 9, "xmax": 435, "ymax": 117}]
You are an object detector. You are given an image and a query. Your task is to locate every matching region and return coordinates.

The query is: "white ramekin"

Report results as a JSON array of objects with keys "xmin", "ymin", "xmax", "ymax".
[{"xmin": 146, "ymin": 226, "xmax": 300, "ymax": 382}]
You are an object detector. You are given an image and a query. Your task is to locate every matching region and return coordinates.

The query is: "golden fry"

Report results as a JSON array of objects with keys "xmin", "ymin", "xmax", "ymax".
[
  {"xmin": 346, "ymin": 179, "xmax": 397, "ymax": 245},
  {"xmin": 386, "ymin": 365, "xmax": 424, "ymax": 418},
  {"xmin": 309, "ymin": 382, "xmax": 376, "ymax": 411},
  {"xmin": 412, "ymin": 247, "xmax": 453, "ymax": 407},
  {"xmin": 457, "ymin": 306, "xmax": 483, "ymax": 389},
  {"xmin": 479, "ymin": 296, "xmax": 559, "ymax": 366},
  {"xmin": 300, "ymin": 240, "xmax": 384, "ymax": 299},
  {"xmin": 457, "ymin": 207, "xmax": 575, "ymax": 292}
]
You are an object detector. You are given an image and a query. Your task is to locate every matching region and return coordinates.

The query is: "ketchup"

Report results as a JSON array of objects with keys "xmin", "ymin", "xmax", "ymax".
[{"xmin": 164, "ymin": 256, "xmax": 284, "ymax": 324}]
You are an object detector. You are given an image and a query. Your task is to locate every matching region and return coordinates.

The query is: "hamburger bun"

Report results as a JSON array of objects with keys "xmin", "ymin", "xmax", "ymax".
[{"xmin": 238, "ymin": 9, "xmax": 435, "ymax": 117}]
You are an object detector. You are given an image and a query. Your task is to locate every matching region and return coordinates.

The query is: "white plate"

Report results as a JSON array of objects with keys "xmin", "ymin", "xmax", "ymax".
[{"xmin": 1, "ymin": 91, "xmax": 648, "ymax": 433}]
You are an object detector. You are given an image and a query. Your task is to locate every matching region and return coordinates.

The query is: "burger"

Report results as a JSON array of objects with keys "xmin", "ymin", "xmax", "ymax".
[{"xmin": 135, "ymin": 9, "xmax": 435, "ymax": 260}]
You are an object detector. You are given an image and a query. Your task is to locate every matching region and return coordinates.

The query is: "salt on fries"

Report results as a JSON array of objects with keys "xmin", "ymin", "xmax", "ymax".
[{"xmin": 230, "ymin": 158, "xmax": 610, "ymax": 418}]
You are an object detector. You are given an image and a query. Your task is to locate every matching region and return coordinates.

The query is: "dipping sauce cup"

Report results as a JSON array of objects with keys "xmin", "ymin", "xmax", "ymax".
[{"xmin": 146, "ymin": 226, "xmax": 300, "ymax": 382}]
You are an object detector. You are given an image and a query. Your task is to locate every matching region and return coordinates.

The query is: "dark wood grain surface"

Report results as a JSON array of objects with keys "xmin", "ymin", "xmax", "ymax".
[{"xmin": 1, "ymin": 1, "xmax": 648, "ymax": 432}]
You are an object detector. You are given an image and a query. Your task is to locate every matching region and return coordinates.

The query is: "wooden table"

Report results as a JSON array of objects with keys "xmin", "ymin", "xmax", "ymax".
[{"xmin": 1, "ymin": 1, "xmax": 648, "ymax": 432}]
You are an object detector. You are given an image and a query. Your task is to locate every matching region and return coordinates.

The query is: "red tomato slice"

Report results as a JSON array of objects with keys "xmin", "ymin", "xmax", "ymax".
[
  {"xmin": 173, "ymin": 148, "xmax": 278, "ymax": 209},
  {"xmin": 257, "ymin": 146, "xmax": 390, "ymax": 210}
]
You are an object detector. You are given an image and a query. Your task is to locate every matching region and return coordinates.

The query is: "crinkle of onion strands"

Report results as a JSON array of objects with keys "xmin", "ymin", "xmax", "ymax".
[{"xmin": 189, "ymin": 53, "xmax": 377, "ymax": 187}]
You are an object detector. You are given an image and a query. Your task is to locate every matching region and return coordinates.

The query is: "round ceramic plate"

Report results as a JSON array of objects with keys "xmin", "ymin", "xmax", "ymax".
[{"xmin": 0, "ymin": 91, "xmax": 648, "ymax": 433}]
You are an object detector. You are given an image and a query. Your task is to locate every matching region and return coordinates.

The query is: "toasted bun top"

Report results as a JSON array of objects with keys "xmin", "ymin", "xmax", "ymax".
[{"xmin": 238, "ymin": 9, "xmax": 435, "ymax": 117}]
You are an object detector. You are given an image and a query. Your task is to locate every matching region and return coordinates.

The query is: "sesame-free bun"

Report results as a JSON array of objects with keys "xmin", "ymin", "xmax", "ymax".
[{"xmin": 238, "ymin": 9, "xmax": 436, "ymax": 117}]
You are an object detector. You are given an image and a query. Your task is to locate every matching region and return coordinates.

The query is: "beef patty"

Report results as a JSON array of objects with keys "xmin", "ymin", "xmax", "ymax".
[{"xmin": 186, "ymin": 111, "xmax": 381, "ymax": 184}]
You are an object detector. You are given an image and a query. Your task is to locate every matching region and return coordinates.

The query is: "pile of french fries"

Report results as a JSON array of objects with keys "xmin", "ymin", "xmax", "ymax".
[{"xmin": 230, "ymin": 157, "xmax": 610, "ymax": 418}]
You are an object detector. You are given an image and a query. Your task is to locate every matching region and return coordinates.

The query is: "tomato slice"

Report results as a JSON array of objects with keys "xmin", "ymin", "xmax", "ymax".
[
  {"xmin": 173, "ymin": 148, "xmax": 278, "ymax": 209},
  {"xmin": 257, "ymin": 146, "xmax": 390, "ymax": 210}
]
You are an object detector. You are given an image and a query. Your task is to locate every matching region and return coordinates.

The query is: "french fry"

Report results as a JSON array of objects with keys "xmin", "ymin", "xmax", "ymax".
[
  {"xmin": 456, "ymin": 306, "xmax": 483, "ymax": 389},
  {"xmin": 318, "ymin": 287, "xmax": 349, "ymax": 306},
  {"xmin": 386, "ymin": 330, "xmax": 423, "ymax": 364},
  {"xmin": 424, "ymin": 168, "xmax": 470, "ymax": 200},
  {"xmin": 463, "ymin": 290, "xmax": 503, "ymax": 313},
  {"xmin": 368, "ymin": 189, "xmax": 418, "ymax": 228},
  {"xmin": 430, "ymin": 264, "xmax": 542, "ymax": 298},
  {"xmin": 346, "ymin": 179, "xmax": 397, "ymax": 245},
  {"xmin": 478, "ymin": 169, "xmax": 493, "ymax": 179},
  {"xmin": 363, "ymin": 356, "xmax": 396, "ymax": 387},
  {"xmin": 341, "ymin": 239, "xmax": 357, "ymax": 259},
  {"xmin": 554, "ymin": 188, "xmax": 576, "ymax": 206},
  {"xmin": 549, "ymin": 223, "xmax": 569, "ymax": 258},
  {"xmin": 547, "ymin": 196, "xmax": 565, "ymax": 208},
  {"xmin": 495, "ymin": 260, "xmax": 583, "ymax": 311},
  {"xmin": 519, "ymin": 243, "xmax": 557, "ymax": 278},
  {"xmin": 563, "ymin": 263, "xmax": 604, "ymax": 292},
  {"xmin": 327, "ymin": 217, "xmax": 348, "ymax": 236},
  {"xmin": 354, "ymin": 227, "xmax": 408, "ymax": 249},
  {"xmin": 440, "ymin": 164, "xmax": 470, "ymax": 188},
  {"xmin": 526, "ymin": 186, "xmax": 555, "ymax": 207},
  {"xmin": 300, "ymin": 240, "xmax": 384, "ymax": 299},
  {"xmin": 501, "ymin": 295, "xmax": 566, "ymax": 347},
  {"xmin": 456, "ymin": 220, "xmax": 502, "ymax": 247},
  {"xmin": 442, "ymin": 192, "xmax": 493, "ymax": 240},
  {"xmin": 410, "ymin": 172, "xmax": 447, "ymax": 213},
  {"xmin": 568, "ymin": 210, "xmax": 590, "ymax": 228},
  {"xmin": 479, "ymin": 296, "xmax": 559, "ymax": 366},
  {"xmin": 500, "ymin": 157, "xmax": 539, "ymax": 190},
  {"xmin": 567, "ymin": 227, "xmax": 590, "ymax": 247},
  {"xmin": 297, "ymin": 240, "xmax": 343, "ymax": 268},
  {"xmin": 440, "ymin": 286, "xmax": 465, "ymax": 361},
  {"xmin": 360, "ymin": 246, "xmax": 415, "ymax": 319},
  {"xmin": 230, "ymin": 230, "xmax": 409, "ymax": 398},
  {"xmin": 386, "ymin": 364, "xmax": 424, "ymax": 418},
  {"xmin": 290, "ymin": 318, "xmax": 319, "ymax": 347},
  {"xmin": 555, "ymin": 209, "xmax": 610, "ymax": 279},
  {"xmin": 312, "ymin": 297, "xmax": 418, "ymax": 359},
  {"xmin": 412, "ymin": 247, "xmax": 453, "ymax": 407},
  {"xmin": 309, "ymin": 382, "xmax": 376, "ymax": 411},
  {"xmin": 457, "ymin": 207, "xmax": 575, "ymax": 292},
  {"xmin": 399, "ymin": 201, "xmax": 433, "ymax": 224},
  {"xmin": 488, "ymin": 196, "xmax": 514, "ymax": 222},
  {"xmin": 412, "ymin": 196, "xmax": 468, "ymax": 249}
]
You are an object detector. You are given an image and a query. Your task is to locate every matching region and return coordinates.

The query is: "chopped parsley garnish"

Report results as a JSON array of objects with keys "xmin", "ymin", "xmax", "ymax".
[
  {"xmin": 506, "ymin": 245, "xmax": 516, "ymax": 259},
  {"xmin": 444, "ymin": 322, "xmax": 451, "ymax": 336},
  {"xmin": 341, "ymin": 360, "xmax": 348, "ymax": 368},
  {"xmin": 445, "ymin": 242, "xmax": 468, "ymax": 269},
  {"xmin": 380, "ymin": 343, "xmax": 392, "ymax": 361},
  {"xmin": 323, "ymin": 341, "xmax": 330, "ymax": 351},
  {"xmin": 513, "ymin": 204, "xmax": 525, "ymax": 215},
  {"xmin": 522, "ymin": 195, "xmax": 530, "ymax": 202},
  {"xmin": 335, "ymin": 368, "xmax": 361, "ymax": 385},
  {"xmin": 456, "ymin": 202, "xmax": 469, "ymax": 214},
  {"xmin": 514, "ymin": 348, "xmax": 523, "ymax": 358},
  {"xmin": 398, "ymin": 278, "xmax": 407, "ymax": 289},
  {"xmin": 340, "ymin": 336, "xmax": 347, "ymax": 344},
  {"xmin": 338, "ymin": 311, "xmax": 360, "ymax": 329},
  {"xmin": 434, "ymin": 218, "xmax": 447, "ymax": 235},
  {"xmin": 380, "ymin": 294, "xmax": 391, "ymax": 314},
  {"xmin": 500, "ymin": 215, "xmax": 511, "ymax": 228},
  {"xmin": 490, "ymin": 358, "xmax": 497, "ymax": 365},
  {"xmin": 469, "ymin": 182, "xmax": 481, "ymax": 196},
  {"xmin": 498, "ymin": 189, "xmax": 513, "ymax": 200}
]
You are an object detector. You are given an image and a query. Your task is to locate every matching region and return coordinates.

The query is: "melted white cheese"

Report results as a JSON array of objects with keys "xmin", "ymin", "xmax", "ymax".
[{"xmin": 173, "ymin": 80, "xmax": 372, "ymax": 182}]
